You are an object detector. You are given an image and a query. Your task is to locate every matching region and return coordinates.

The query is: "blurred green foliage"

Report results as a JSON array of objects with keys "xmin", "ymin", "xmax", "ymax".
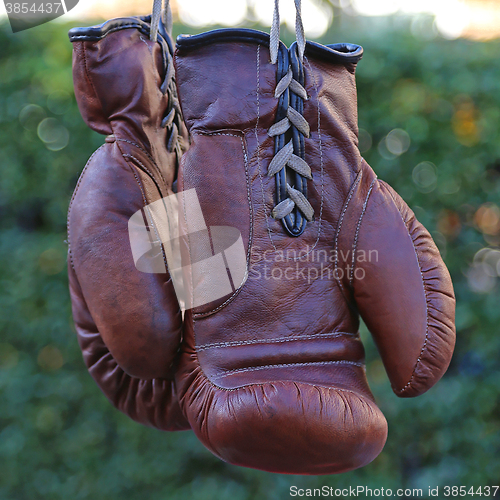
[{"xmin": 1, "ymin": 11, "xmax": 500, "ymax": 500}]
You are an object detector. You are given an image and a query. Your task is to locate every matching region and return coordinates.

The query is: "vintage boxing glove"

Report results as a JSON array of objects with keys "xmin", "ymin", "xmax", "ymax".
[
  {"xmin": 171, "ymin": 3, "xmax": 456, "ymax": 474},
  {"xmin": 67, "ymin": 13, "xmax": 190, "ymax": 430}
]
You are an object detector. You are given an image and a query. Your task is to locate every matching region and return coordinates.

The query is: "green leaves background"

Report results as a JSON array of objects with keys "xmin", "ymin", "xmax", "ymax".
[{"xmin": 0, "ymin": 12, "xmax": 499, "ymax": 499}]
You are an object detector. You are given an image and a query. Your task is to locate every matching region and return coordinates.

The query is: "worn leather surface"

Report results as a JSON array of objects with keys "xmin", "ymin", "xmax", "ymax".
[
  {"xmin": 67, "ymin": 17, "xmax": 190, "ymax": 431},
  {"xmin": 173, "ymin": 29, "xmax": 456, "ymax": 473},
  {"xmin": 67, "ymin": 18, "xmax": 456, "ymax": 472}
]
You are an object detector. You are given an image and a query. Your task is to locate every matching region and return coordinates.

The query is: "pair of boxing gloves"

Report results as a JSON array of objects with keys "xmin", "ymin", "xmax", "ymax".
[{"xmin": 67, "ymin": 14, "xmax": 456, "ymax": 475}]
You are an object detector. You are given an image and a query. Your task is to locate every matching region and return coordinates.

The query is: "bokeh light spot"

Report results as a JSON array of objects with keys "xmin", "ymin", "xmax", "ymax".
[
  {"xmin": 39, "ymin": 248, "xmax": 66, "ymax": 276},
  {"xmin": 475, "ymin": 203, "xmax": 500, "ymax": 236},
  {"xmin": 385, "ymin": 128, "xmax": 411, "ymax": 156},
  {"xmin": 37, "ymin": 345, "xmax": 64, "ymax": 372},
  {"xmin": 19, "ymin": 104, "xmax": 46, "ymax": 131},
  {"xmin": 37, "ymin": 118, "xmax": 70, "ymax": 151},
  {"xmin": 437, "ymin": 210, "xmax": 462, "ymax": 239},
  {"xmin": 412, "ymin": 161, "xmax": 437, "ymax": 193},
  {"xmin": 467, "ymin": 262, "xmax": 497, "ymax": 294},
  {"xmin": 358, "ymin": 128, "xmax": 373, "ymax": 153},
  {"xmin": 452, "ymin": 99, "xmax": 480, "ymax": 147}
]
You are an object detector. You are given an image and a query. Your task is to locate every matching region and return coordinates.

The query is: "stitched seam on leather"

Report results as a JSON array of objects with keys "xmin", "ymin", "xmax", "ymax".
[
  {"xmin": 186, "ymin": 358, "xmax": 373, "ymax": 446},
  {"xmin": 121, "ymin": 150, "xmax": 176, "ymax": 247},
  {"xmin": 122, "ymin": 154, "xmax": 157, "ymax": 182},
  {"xmin": 187, "ymin": 337, "xmax": 368, "ymax": 398},
  {"xmin": 117, "ymin": 136, "xmax": 168, "ymax": 273},
  {"xmin": 203, "ymin": 366, "xmax": 369, "ymax": 397},
  {"xmin": 125, "ymin": 157, "xmax": 170, "ymax": 272},
  {"xmin": 214, "ymin": 360, "xmax": 364, "ymax": 379},
  {"xmin": 72, "ymin": 163, "xmax": 173, "ymax": 382},
  {"xmin": 333, "ymin": 169, "xmax": 362, "ymax": 291},
  {"xmin": 197, "ymin": 331, "xmax": 359, "ymax": 351},
  {"xmin": 254, "ymin": 45, "xmax": 278, "ymax": 252},
  {"xmin": 115, "ymin": 138, "xmax": 167, "ymax": 188},
  {"xmin": 67, "ymin": 145, "xmax": 106, "ymax": 271},
  {"xmin": 115, "ymin": 129, "xmax": 170, "ymax": 273},
  {"xmin": 139, "ymin": 35, "xmax": 154, "ymax": 58},
  {"xmin": 388, "ymin": 190, "xmax": 430, "ymax": 395},
  {"xmin": 290, "ymin": 56, "xmax": 324, "ymax": 259},
  {"xmin": 182, "ymin": 182, "xmax": 196, "ymax": 315},
  {"xmin": 350, "ymin": 178, "xmax": 377, "ymax": 285},
  {"xmin": 188, "ymin": 131, "xmax": 253, "ymax": 318},
  {"xmin": 128, "ymin": 166, "xmax": 149, "ymax": 212}
]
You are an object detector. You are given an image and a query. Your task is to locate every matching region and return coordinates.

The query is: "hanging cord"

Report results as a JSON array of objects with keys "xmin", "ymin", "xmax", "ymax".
[
  {"xmin": 149, "ymin": 0, "xmax": 182, "ymax": 157},
  {"xmin": 151, "ymin": 0, "xmax": 173, "ymax": 41},
  {"xmin": 270, "ymin": 0, "xmax": 306, "ymax": 64}
]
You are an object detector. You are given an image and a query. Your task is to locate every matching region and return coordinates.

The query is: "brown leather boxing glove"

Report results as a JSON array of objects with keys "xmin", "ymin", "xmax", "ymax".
[
  {"xmin": 67, "ymin": 14, "xmax": 190, "ymax": 431},
  {"xmin": 171, "ymin": 5, "xmax": 456, "ymax": 473}
]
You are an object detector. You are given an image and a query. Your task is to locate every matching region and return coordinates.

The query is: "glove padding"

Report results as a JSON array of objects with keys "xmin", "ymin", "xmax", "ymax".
[
  {"xmin": 348, "ymin": 172, "xmax": 455, "ymax": 397},
  {"xmin": 172, "ymin": 30, "xmax": 455, "ymax": 473},
  {"xmin": 67, "ymin": 16, "xmax": 189, "ymax": 430}
]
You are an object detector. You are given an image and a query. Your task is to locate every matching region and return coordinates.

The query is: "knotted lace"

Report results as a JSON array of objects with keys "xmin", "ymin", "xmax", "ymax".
[
  {"xmin": 150, "ymin": 0, "xmax": 313, "ymax": 223},
  {"xmin": 150, "ymin": 0, "xmax": 182, "ymax": 156},
  {"xmin": 268, "ymin": 0, "xmax": 314, "ymax": 223}
]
